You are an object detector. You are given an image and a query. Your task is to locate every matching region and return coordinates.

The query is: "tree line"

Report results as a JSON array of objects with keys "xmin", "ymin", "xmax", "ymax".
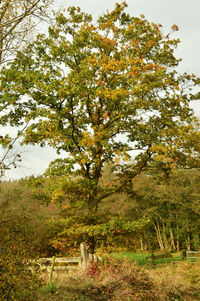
[{"xmin": 0, "ymin": 166, "xmax": 199, "ymax": 256}]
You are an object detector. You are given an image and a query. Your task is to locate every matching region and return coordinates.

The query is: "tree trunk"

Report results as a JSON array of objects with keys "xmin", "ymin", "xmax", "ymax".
[
  {"xmin": 0, "ymin": 28, "xmax": 3, "ymax": 63},
  {"xmin": 144, "ymin": 241, "xmax": 147, "ymax": 251},
  {"xmin": 154, "ymin": 219, "xmax": 165, "ymax": 250},
  {"xmin": 176, "ymin": 239, "xmax": 180, "ymax": 252},
  {"xmin": 162, "ymin": 223, "xmax": 169, "ymax": 250},
  {"xmin": 87, "ymin": 235, "xmax": 96, "ymax": 254},
  {"xmin": 176, "ymin": 225, "xmax": 180, "ymax": 252},
  {"xmin": 186, "ymin": 236, "xmax": 191, "ymax": 251},
  {"xmin": 140, "ymin": 235, "xmax": 144, "ymax": 251},
  {"xmin": 186, "ymin": 218, "xmax": 191, "ymax": 251},
  {"xmin": 170, "ymin": 228, "xmax": 176, "ymax": 251}
]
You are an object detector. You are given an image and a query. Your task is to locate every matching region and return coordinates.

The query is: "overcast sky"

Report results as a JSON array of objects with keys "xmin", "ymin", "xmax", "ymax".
[{"xmin": 2, "ymin": 0, "xmax": 200, "ymax": 180}]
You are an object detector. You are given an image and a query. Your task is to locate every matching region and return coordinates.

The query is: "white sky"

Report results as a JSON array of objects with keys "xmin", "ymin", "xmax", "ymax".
[{"xmin": 2, "ymin": 0, "xmax": 200, "ymax": 180}]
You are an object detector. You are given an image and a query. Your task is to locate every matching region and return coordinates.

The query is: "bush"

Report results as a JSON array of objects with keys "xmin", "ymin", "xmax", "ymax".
[
  {"xmin": 0, "ymin": 244, "xmax": 41, "ymax": 300},
  {"xmin": 39, "ymin": 282, "xmax": 58, "ymax": 294},
  {"xmin": 85, "ymin": 257, "xmax": 161, "ymax": 300},
  {"xmin": 0, "ymin": 210, "xmax": 42, "ymax": 300}
]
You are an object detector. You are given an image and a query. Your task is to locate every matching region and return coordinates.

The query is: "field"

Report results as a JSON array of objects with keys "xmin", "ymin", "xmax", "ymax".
[
  {"xmin": 36, "ymin": 253, "xmax": 200, "ymax": 301},
  {"xmin": 111, "ymin": 251, "xmax": 183, "ymax": 265}
]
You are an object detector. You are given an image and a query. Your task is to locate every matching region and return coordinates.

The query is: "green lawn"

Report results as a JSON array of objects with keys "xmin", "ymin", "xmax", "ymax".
[{"xmin": 111, "ymin": 251, "xmax": 183, "ymax": 265}]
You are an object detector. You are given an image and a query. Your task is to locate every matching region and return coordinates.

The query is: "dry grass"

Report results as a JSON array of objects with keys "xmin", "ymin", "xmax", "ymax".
[
  {"xmin": 37, "ymin": 258, "xmax": 200, "ymax": 301},
  {"xmin": 146, "ymin": 261, "xmax": 200, "ymax": 300}
]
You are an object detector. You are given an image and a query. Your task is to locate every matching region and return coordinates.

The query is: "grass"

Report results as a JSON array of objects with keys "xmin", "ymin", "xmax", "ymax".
[
  {"xmin": 37, "ymin": 282, "xmax": 112, "ymax": 300},
  {"xmin": 146, "ymin": 260, "xmax": 200, "ymax": 300},
  {"xmin": 111, "ymin": 251, "xmax": 183, "ymax": 266},
  {"xmin": 111, "ymin": 252, "xmax": 150, "ymax": 265}
]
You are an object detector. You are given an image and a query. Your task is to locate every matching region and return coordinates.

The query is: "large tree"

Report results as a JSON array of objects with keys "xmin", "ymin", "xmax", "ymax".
[{"xmin": 0, "ymin": 2, "xmax": 199, "ymax": 251}]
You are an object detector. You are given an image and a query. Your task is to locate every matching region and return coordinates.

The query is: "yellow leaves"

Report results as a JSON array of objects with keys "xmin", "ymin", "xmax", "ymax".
[
  {"xmin": 81, "ymin": 158, "xmax": 87, "ymax": 164},
  {"xmin": 171, "ymin": 24, "xmax": 179, "ymax": 31},
  {"xmin": 99, "ymin": 56, "xmax": 122, "ymax": 72},
  {"xmin": 114, "ymin": 148, "xmax": 130, "ymax": 164},
  {"xmin": 57, "ymin": 69, "xmax": 62, "ymax": 76},
  {"xmin": 167, "ymin": 157, "xmax": 173, "ymax": 163},
  {"xmin": 96, "ymin": 86, "xmax": 128, "ymax": 101},
  {"xmin": 150, "ymin": 144, "xmax": 165, "ymax": 153},
  {"xmin": 122, "ymin": 153, "xmax": 130, "ymax": 162},
  {"xmin": 103, "ymin": 112, "xmax": 109, "ymax": 119},
  {"xmin": 51, "ymin": 238, "xmax": 68, "ymax": 251},
  {"xmin": 86, "ymin": 55, "xmax": 98, "ymax": 68},
  {"xmin": 150, "ymin": 144, "xmax": 177, "ymax": 165},
  {"xmin": 84, "ymin": 23, "xmax": 96, "ymax": 31},
  {"xmin": 98, "ymin": 20, "xmax": 117, "ymax": 32},
  {"xmin": 146, "ymin": 40, "xmax": 153, "ymax": 48},
  {"xmin": 114, "ymin": 157, "xmax": 120, "ymax": 164},
  {"xmin": 51, "ymin": 188, "xmax": 65, "ymax": 203},
  {"xmin": 136, "ymin": 58, "xmax": 143, "ymax": 64},
  {"xmin": 62, "ymin": 203, "xmax": 70, "ymax": 210},
  {"xmin": 174, "ymin": 85, "xmax": 180, "ymax": 90},
  {"xmin": 96, "ymin": 34, "xmax": 118, "ymax": 52},
  {"xmin": 144, "ymin": 63, "xmax": 165, "ymax": 72},
  {"xmin": 128, "ymin": 68, "xmax": 140, "ymax": 77},
  {"xmin": 79, "ymin": 132, "xmax": 96, "ymax": 153}
]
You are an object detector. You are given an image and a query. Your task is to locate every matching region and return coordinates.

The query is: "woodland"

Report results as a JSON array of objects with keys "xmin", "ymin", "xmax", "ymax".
[{"xmin": 0, "ymin": 1, "xmax": 200, "ymax": 300}]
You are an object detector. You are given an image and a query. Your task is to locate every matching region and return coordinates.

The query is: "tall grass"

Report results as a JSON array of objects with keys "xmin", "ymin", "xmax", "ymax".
[{"xmin": 37, "ymin": 256, "xmax": 200, "ymax": 300}]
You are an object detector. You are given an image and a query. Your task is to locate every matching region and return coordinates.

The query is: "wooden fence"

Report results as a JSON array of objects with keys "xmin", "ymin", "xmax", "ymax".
[
  {"xmin": 37, "ymin": 245, "xmax": 200, "ymax": 280},
  {"xmin": 145, "ymin": 253, "xmax": 172, "ymax": 266},
  {"xmin": 186, "ymin": 251, "xmax": 200, "ymax": 260},
  {"xmin": 38, "ymin": 242, "xmax": 101, "ymax": 282}
]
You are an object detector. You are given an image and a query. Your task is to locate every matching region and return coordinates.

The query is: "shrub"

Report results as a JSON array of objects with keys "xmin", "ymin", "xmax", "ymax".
[
  {"xmin": 39, "ymin": 282, "xmax": 58, "ymax": 294},
  {"xmin": 0, "ymin": 244, "xmax": 41, "ymax": 300},
  {"xmin": 0, "ymin": 210, "xmax": 42, "ymax": 300},
  {"xmin": 85, "ymin": 257, "xmax": 162, "ymax": 300}
]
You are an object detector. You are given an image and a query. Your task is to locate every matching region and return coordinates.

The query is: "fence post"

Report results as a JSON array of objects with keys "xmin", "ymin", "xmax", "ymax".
[
  {"xmin": 89, "ymin": 253, "xmax": 93, "ymax": 261},
  {"xmin": 93, "ymin": 255, "xmax": 98, "ymax": 262},
  {"xmin": 49, "ymin": 256, "xmax": 56, "ymax": 282},
  {"xmin": 152, "ymin": 253, "xmax": 156, "ymax": 267},
  {"xmin": 182, "ymin": 249, "xmax": 187, "ymax": 260},
  {"xmin": 80, "ymin": 242, "xmax": 89, "ymax": 269}
]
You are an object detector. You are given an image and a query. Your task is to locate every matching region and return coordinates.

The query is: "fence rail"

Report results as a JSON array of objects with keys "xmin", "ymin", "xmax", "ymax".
[
  {"xmin": 39, "ymin": 257, "xmax": 82, "ymax": 263},
  {"xmin": 186, "ymin": 251, "xmax": 200, "ymax": 259}
]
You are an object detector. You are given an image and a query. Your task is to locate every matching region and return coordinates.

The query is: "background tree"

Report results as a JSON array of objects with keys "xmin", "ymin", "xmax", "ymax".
[
  {"xmin": 0, "ymin": 2, "xmax": 199, "ymax": 251},
  {"xmin": 0, "ymin": 0, "xmax": 53, "ymax": 177},
  {"xmin": 127, "ymin": 169, "xmax": 200, "ymax": 251},
  {"xmin": 0, "ymin": 0, "xmax": 53, "ymax": 64}
]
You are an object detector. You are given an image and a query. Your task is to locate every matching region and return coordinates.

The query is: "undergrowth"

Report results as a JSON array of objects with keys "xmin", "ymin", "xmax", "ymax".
[{"xmin": 36, "ymin": 257, "xmax": 200, "ymax": 300}]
